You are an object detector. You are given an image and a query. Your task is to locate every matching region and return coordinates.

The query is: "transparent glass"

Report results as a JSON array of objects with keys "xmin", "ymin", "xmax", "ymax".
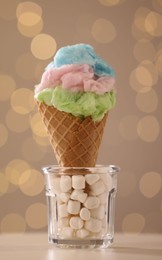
[{"xmin": 43, "ymin": 165, "xmax": 120, "ymax": 249}]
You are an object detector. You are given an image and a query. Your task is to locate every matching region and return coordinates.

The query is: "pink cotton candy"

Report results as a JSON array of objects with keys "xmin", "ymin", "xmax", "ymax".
[
  {"xmin": 84, "ymin": 77, "xmax": 115, "ymax": 94},
  {"xmin": 35, "ymin": 64, "xmax": 93, "ymax": 93},
  {"xmin": 35, "ymin": 64, "xmax": 115, "ymax": 95}
]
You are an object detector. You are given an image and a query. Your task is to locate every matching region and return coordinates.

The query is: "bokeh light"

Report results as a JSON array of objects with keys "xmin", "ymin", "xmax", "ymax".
[
  {"xmin": 1, "ymin": 213, "xmax": 26, "ymax": 233},
  {"xmin": 137, "ymin": 116, "xmax": 160, "ymax": 142},
  {"xmin": 133, "ymin": 39, "xmax": 156, "ymax": 62},
  {"xmin": 5, "ymin": 109, "xmax": 30, "ymax": 133},
  {"xmin": 18, "ymin": 12, "xmax": 41, "ymax": 27},
  {"xmin": 0, "ymin": 123, "xmax": 8, "ymax": 148},
  {"xmin": 134, "ymin": 7, "xmax": 151, "ymax": 33},
  {"xmin": 132, "ymin": 7, "xmax": 154, "ymax": 40},
  {"xmin": 155, "ymin": 50, "xmax": 162, "ymax": 76},
  {"xmin": 16, "ymin": 2, "xmax": 42, "ymax": 20},
  {"xmin": 135, "ymin": 88, "xmax": 158, "ymax": 113},
  {"xmin": 0, "ymin": 172, "xmax": 9, "ymax": 196},
  {"xmin": 31, "ymin": 34, "xmax": 57, "ymax": 60},
  {"xmin": 145, "ymin": 11, "xmax": 162, "ymax": 37},
  {"xmin": 122, "ymin": 213, "xmax": 145, "ymax": 233},
  {"xmin": 152, "ymin": 0, "xmax": 162, "ymax": 14},
  {"xmin": 25, "ymin": 203, "xmax": 47, "ymax": 229},
  {"xmin": 16, "ymin": 1, "xmax": 43, "ymax": 38},
  {"xmin": 136, "ymin": 62, "xmax": 158, "ymax": 86},
  {"xmin": 130, "ymin": 61, "xmax": 158, "ymax": 92},
  {"xmin": 91, "ymin": 18, "xmax": 116, "ymax": 43},
  {"xmin": 139, "ymin": 172, "xmax": 161, "ymax": 198},
  {"xmin": 0, "ymin": 74, "xmax": 16, "ymax": 101},
  {"xmin": 11, "ymin": 88, "xmax": 35, "ymax": 115},
  {"xmin": 17, "ymin": 18, "xmax": 43, "ymax": 38},
  {"xmin": 16, "ymin": 2, "xmax": 42, "ymax": 26},
  {"xmin": 5, "ymin": 159, "xmax": 31, "ymax": 186},
  {"xmin": 21, "ymin": 137, "xmax": 47, "ymax": 162},
  {"xmin": 15, "ymin": 53, "xmax": 40, "ymax": 80},
  {"xmin": 19, "ymin": 169, "xmax": 44, "ymax": 196},
  {"xmin": 118, "ymin": 115, "xmax": 139, "ymax": 140},
  {"xmin": 32, "ymin": 134, "xmax": 50, "ymax": 147},
  {"xmin": 98, "ymin": 0, "xmax": 126, "ymax": 6},
  {"xmin": 30, "ymin": 112, "xmax": 48, "ymax": 137}
]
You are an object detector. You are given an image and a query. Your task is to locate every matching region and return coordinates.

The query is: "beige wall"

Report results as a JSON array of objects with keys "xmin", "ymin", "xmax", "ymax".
[{"xmin": 0, "ymin": 0, "xmax": 161, "ymax": 234}]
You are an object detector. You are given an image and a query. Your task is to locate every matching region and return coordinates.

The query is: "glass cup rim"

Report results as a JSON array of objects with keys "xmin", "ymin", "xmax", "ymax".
[{"xmin": 42, "ymin": 164, "xmax": 120, "ymax": 175}]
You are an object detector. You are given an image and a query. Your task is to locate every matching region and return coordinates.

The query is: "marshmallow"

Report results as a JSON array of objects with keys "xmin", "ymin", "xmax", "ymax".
[
  {"xmin": 76, "ymin": 228, "xmax": 89, "ymax": 238},
  {"xmin": 100, "ymin": 174, "xmax": 113, "ymax": 191},
  {"xmin": 91, "ymin": 228, "xmax": 105, "ymax": 238},
  {"xmin": 90, "ymin": 205, "xmax": 105, "ymax": 220},
  {"xmin": 72, "ymin": 175, "xmax": 85, "ymax": 190},
  {"xmin": 60, "ymin": 192, "xmax": 70, "ymax": 203},
  {"xmin": 77, "ymin": 192, "xmax": 87, "ymax": 203},
  {"xmin": 85, "ymin": 174, "xmax": 100, "ymax": 185},
  {"xmin": 85, "ymin": 218, "xmax": 102, "ymax": 233},
  {"xmin": 84, "ymin": 196, "xmax": 100, "ymax": 209},
  {"xmin": 67, "ymin": 199, "xmax": 81, "ymax": 215},
  {"xmin": 90, "ymin": 179, "xmax": 105, "ymax": 195},
  {"xmin": 58, "ymin": 217, "xmax": 69, "ymax": 228},
  {"xmin": 80, "ymin": 207, "xmax": 90, "ymax": 221},
  {"xmin": 60, "ymin": 176, "xmax": 72, "ymax": 192},
  {"xmin": 51, "ymin": 177, "xmax": 61, "ymax": 194},
  {"xmin": 60, "ymin": 227, "xmax": 74, "ymax": 238},
  {"xmin": 58, "ymin": 204, "xmax": 68, "ymax": 218},
  {"xmin": 102, "ymin": 217, "xmax": 107, "ymax": 228},
  {"xmin": 69, "ymin": 216, "xmax": 84, "ymax": 229},
  {"xmin": 71, "ymin": 189, "xmax": 87, "ymax": 203},
  {"xmin": 98, "ymin": 192, "xmax": 107, "ymax": 204}
]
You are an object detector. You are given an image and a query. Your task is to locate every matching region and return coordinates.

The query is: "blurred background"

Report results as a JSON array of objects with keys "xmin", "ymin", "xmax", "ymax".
[{"xmin": 0, "ymin": 0, "xmax": 161, "ymax": 234}]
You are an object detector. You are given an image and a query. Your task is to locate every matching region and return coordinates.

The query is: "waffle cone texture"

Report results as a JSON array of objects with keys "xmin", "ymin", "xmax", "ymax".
[{"xmin": 37, "ymin": 102, "xmax": 108, "ymax": 167}]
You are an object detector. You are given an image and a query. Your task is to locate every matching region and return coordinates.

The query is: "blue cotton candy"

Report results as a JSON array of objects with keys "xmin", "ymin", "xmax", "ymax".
[{"xmin": 46, "ymin": 44, "xmax": 115, "ymax": 77}]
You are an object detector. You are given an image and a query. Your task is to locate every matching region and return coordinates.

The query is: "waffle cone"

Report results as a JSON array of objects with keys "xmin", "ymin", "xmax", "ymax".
[{"xmin": 37, "ymin": 102, "xmax": 108, "ymax": 167}]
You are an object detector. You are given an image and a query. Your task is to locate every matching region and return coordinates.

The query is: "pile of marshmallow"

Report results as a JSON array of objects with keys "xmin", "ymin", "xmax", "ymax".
[{"xmin": 51, "ymin": 173, "xmax": 113, "ymax": 239}]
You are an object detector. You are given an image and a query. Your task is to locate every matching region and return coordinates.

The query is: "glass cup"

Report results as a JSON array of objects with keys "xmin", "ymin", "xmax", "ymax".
[{"xmin": 42, "ymin": 165, "xmax": 120, "ymax": 249}]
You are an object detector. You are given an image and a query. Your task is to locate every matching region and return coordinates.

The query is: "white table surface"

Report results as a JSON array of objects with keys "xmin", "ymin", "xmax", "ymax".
[{"xmin": 0, "ymin": 233, "xmax": 162, "ymax": 260}]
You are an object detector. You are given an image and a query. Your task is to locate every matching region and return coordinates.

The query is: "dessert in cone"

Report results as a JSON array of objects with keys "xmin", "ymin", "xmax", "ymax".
[
  {"xmin": 37, "ymin": 101, "xmax": 108, "ymax": 167},
  {"xmin": 34, "ymin": 44, "xmax": 116, "ymax": 167}
]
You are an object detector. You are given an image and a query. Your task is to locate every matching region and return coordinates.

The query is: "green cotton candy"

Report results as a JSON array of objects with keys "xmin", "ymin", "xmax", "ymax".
[
  {"xmin": 35, "ymin": 88, "xmax": 54, "ymax": 106},
  {"xmin": 35, "ymin": 86, "xmax": 116, "ymax": 122}
]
